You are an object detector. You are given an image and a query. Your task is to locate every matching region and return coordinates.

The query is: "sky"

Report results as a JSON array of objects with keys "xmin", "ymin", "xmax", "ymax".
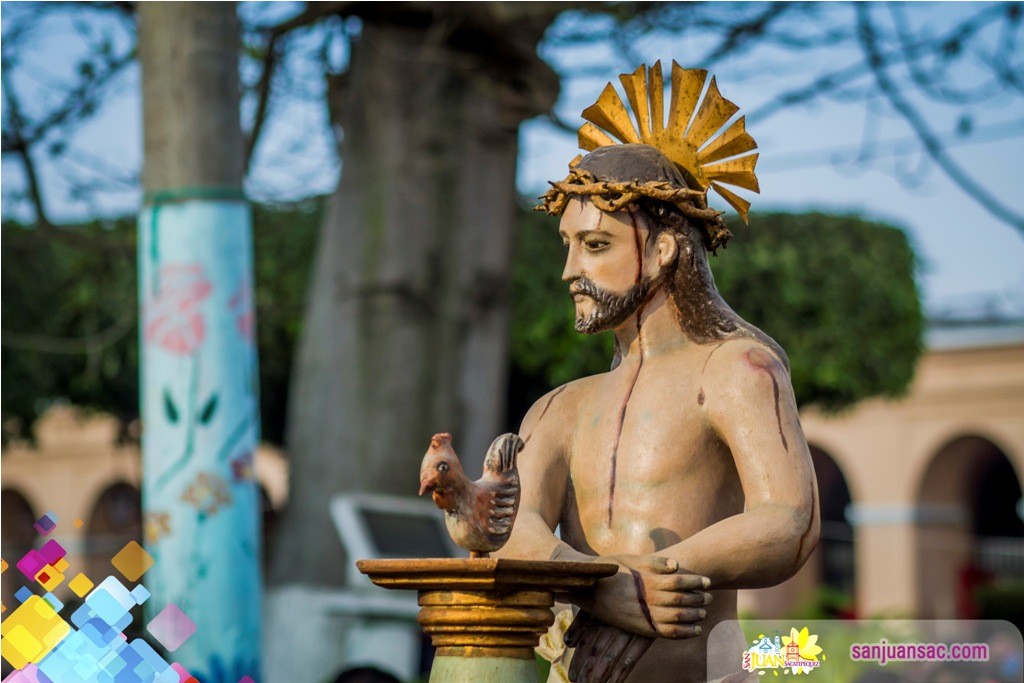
[
  {"xmin": 523, "ymin": 5, "xmax": 1024, "ymax": 319},
  {"xmin": 2, "ymin": 2, "xmax": 1022, "ymax": 319}
]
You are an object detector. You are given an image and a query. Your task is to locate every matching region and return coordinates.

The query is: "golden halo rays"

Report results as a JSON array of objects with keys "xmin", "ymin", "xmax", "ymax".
[{"xmin": 577, "ymin": 61, "xmax": 760, "ymax": 223}]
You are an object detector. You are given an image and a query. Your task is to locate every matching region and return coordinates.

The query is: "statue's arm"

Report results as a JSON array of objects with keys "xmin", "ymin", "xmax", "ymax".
[
  {"xmin": 494, "ymin": 385, "xmax": 572, "ymax": 561},
  {"xmin": 659, "ymin": 341, "xmax": 820, "ymax": 589}
]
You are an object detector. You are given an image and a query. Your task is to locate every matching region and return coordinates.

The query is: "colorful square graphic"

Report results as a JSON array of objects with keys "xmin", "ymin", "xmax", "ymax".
[
  {"xmin": 39, "ymin": 540, "xmax": 66, "ymax": 565},
  {"xmin": 127, "ymin": 638, "xmax": 178, "ymax": 681},
  {"xmin": 1, "ymin": 558, "xmax": 8, "ymax": 574},
  {"xmin": 99, "ymin": 646, "xmax": 127, "ymax": 676},
  {"xmin": 0, "ymin": 595, "xmax": 71, "ymax": 668},
  {"xmin": 37, "ymin": 627, "xmax": 119, "ymax": 681},
  {"xmin": 130, "ymin": 584, "xmax": 151, "ymax": 605},
  {"xmin": 171, "ymin": 662, "xmax": 199, "ymax": 683},
  {"xmin": 41, "ymin": 592, "xmax": 63, "ymax": 612},
  {"xmin": 34, "ymin": 564, "xmax": 64, "ymax": 592},
  {"xmin": 146, "ymin": 604, "xmax": 196, "ymax": 652},
  {"xmin": 72, "ymin": 587, "xmax": 132, "ymax": 635},
  {"xmin": 33, "ymin": 513, "xmax": 57, "ymax": 536},
  {"xmin": 1, "ymin": 662, "xmax": 46, "ymax": 682},
  {"xmin": 80, "ymin": 617, "xmax": 121, "ymax": 648},
  {"xmin": 111, "ymin": 541, "xmax": 154, "ymax": 582},
  {"xmin": 68, "ymin": 573, "xmax": 94, "ymax": 598},
  {"xmin": 15, "ymin": 550, "xmax": 47, "ymax": 582},
  {"xmin": 4, "ymin": 499, "xmax": 240, "ymax": 682},
  {"xmin": 45, "ymin": 633, "xmax": 178, "ymax": 683},
  {"xmin": 83, "ymin": 577, "xmax": 135, "ymax": 629}
]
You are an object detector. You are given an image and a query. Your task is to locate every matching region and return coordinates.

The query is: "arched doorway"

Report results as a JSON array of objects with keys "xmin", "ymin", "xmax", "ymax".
[
  {"xmin": 85, "ymin": 482, "xmax": 143, "ymax": 582},
  {"xmin": 810, "ymin": 446, "xmax": 856, "ymax": 612},
  {"xmin": 916, "ymin": 435, "xmax": 1023, "ymax": 618},
  {"xmin": 1, "ymin": 489, "xmax": 37, "ymax": 609}
]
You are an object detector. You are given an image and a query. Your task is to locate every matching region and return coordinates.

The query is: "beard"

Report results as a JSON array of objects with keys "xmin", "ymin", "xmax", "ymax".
[{"xmin": 570, "ymin": 276, "xmax": 651, "ymax": 334}]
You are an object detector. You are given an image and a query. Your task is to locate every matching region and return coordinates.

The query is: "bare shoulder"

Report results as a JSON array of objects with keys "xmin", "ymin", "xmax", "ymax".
[
  {"xmin": 700, "ymin": 337, "xmax": 789, "ymax": 381},
  {"xmin": 695, "ymin": 337, "xmax": 811, "ymax": 482},
  {"xmin": 698, "ymin": 338, "xmax": 793, "ymax": 415},
  {"xmin": 519, "ymin": 374, "xmax": 596, "ymax": 441}
]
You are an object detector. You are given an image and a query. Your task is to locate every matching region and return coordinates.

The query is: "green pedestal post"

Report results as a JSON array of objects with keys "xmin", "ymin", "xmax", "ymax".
[{"xmin": 429, "ymin": 655, "xmax": 539, "ymax": 683}]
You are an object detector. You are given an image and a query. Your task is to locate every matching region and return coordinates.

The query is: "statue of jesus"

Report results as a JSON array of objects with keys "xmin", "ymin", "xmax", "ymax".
[{"xmin": 497, "ymin": 62, "xmax": 819, "ymax": 683}]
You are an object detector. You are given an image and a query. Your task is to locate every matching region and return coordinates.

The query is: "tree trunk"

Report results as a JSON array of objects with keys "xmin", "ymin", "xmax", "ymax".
[
  {"xmin": 271, "ymin": 18, "xmax": 557, "ymax": 588},
  {"xmin": 138, "ymin": 3, "xmax": 262, "ymax": 680}
]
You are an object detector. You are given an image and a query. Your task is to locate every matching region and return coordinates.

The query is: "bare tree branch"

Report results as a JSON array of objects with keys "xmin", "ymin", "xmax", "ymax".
[
  {"xmin": 1, "ymin": 307, "xmax": 136, "ymax": 355},
  {"xmin": 888, "ymin": 3, "xmax": 1005, "ymax": 105},
  {"xmin": 245, "ymin": 37, "xmax": 281, "ymax": 168},
  {"xmin": 3, "ymin": 73, "xmax": 134, "ymax": 251},
  {"xmin": 857, "ymin": 4, "xmax": 1024, "ymax": 237},
  {"xmin": 2, "ymin": 77, "xmax": 53, "ymax": 229},
  {"xmin": 700, "ymin": 2, "xmax": 792, "ymax": 66},
  {"xmin": 244, "ymin": 2, "xmax": 355, "ymax": 168},
  {"xmin": 3, "ymin": 1, "xmax": 1021, "ymax": 238},
  {"xmin": 746, "ymin": 59, "xmax": 874, "ymax": 124},
  {"xmin": 544, "ymin": 110, "xmax": 578, "ymax": 136}
]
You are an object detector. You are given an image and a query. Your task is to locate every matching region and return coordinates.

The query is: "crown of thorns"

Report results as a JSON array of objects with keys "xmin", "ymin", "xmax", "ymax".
[
  {"xmin": 536, "ymin": 164, "xmax": 733, "ymax": 252},
  {"xmin": 535, "ymin": 60, "xmax": 760, "ymax": 252}
]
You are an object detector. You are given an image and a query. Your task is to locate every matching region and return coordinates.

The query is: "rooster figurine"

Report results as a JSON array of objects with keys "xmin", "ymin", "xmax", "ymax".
[{"xmin": 418, "ymin": 432, "xmax": 524, "ymax": 558}]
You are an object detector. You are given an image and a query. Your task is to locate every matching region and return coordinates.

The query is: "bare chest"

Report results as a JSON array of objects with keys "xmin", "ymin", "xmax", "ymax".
[
  {"xmin": 571, "ymin": 369, "xmax": 706, "ymax": 483},
  {"xmin": 562, "ymin": 357, "xmax": 742, "ymax": 553}
]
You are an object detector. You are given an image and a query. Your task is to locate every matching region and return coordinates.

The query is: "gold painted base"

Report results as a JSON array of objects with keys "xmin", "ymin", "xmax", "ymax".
[
  {"xmin": 356, "ymin": 558, "xmax": 617, "ymax": 678},
  {"xmin": 420, "ymin": 589, "xmax": 555, "ymax": 660}
]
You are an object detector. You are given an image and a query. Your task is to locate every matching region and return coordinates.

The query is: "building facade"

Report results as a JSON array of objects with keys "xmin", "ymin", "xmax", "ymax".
[
  {"xmin": 0, "ymin": 406, "xmax": 287, "ymax": 611},
  {"xmin": 743, "ymin": 323, "xmax": 1024, "ymax": 619}
]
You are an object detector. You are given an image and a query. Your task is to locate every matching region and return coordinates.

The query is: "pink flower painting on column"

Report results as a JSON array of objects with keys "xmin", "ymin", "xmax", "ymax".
[
  {"xmin": 145, "ymin": 264, "xmax": 213, "ymax": 355},
  {"xmin": 228, "ymin": 279, "xmax": 254, "ymax": 343}
]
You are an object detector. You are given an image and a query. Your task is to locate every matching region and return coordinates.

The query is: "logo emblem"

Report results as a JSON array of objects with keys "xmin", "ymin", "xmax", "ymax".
[{"xmin": 743, "ymin": 627, "xmax": 824, "ymax": 675}]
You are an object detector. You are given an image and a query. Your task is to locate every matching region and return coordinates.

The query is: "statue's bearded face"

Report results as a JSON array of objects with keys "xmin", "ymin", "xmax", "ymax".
[
  {"xmin": 559, "ymin": 198, "xmax": 654, "ymax": 334},
  {"xmin": 568, "ymin": 275, "xmax": 650, "ymax": 334}
]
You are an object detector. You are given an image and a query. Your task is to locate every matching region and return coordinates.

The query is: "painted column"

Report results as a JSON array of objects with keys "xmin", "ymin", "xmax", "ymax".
[
  {"xmin": 137, "ymin": 4, "xmax": 261, "ymax": 680},
  {"xmin": 139, "ymin": 196, "xmax": 261, "ymax": 679}
]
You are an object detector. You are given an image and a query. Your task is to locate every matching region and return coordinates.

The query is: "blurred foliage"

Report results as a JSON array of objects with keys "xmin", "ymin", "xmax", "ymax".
[
  {"xmin": 1, "ymin": 220, "xmax": 139, "ymax": 438},
  {"xmin": 1, "ymin": 199, "xmax": 323, "ymax": 444},
  {"xmin": 509, "ymin": 208, "xmax": 924, "ymax": 416},
  {"xmin": 787, "ymin": 585, "xmax": 857, "ymax": 620},
  {"xmin": 713, "ymin": 212, "xmax": 924, "ymax": 411},
  {"xmin": 248, "ymin": 199, "xmax": 323, "ymax": 444},
  {"xmin": 975, "ymin": 582, "xmax": 1024, "ymax": 635},
  {"xmin": 3, "ymin": 203, "xmax": 921, "ymax": 443}
]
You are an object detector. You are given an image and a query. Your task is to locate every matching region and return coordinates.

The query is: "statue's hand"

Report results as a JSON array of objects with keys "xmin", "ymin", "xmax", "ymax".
[
  {"xmin": 564, "ymin": 611, "xmax": 652, "ymax": 683},
  {"xmin": 582, "ymin": 554, "xmax": 711, "ymax": 638}
]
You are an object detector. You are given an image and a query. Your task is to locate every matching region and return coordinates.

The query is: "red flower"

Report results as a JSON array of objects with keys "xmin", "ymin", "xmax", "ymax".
[{"xmin": 145, "ymin": 264, "xmax": 213, "ymax": 355}]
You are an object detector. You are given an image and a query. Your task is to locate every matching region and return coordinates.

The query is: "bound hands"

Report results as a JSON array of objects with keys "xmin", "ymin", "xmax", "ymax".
[
  {"xmin": 566, "ymin": 555, "xmax": 711, "ymax": 683},
  {"xmin": 582, "ymin": 554, "xmax": 711, "ymax": 638}
]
